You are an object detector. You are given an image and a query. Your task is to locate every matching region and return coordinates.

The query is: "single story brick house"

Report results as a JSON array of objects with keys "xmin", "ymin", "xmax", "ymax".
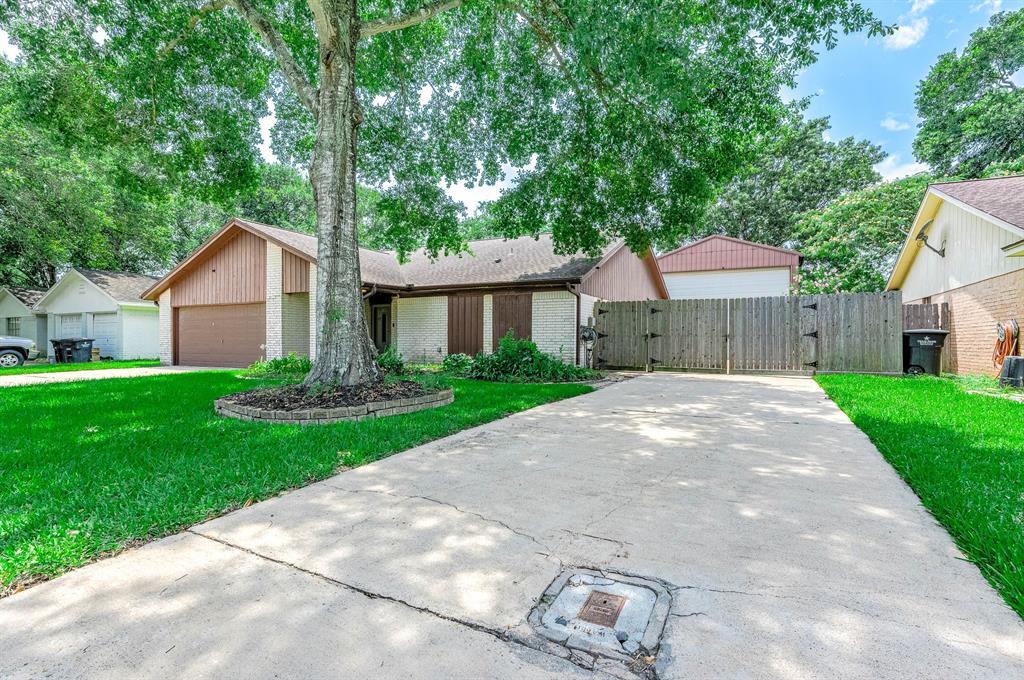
[
  {"xmin": 0, "ymin": 286, "xmax": 47, "ymax": 347},
  {"xmin": 657, "ymin": 235, "xmax": 802, "ymax": 299},
  {"xmin": 141, "ymin": 218, "xmax": 668, "ymax": 367},
  {"xmin": 35, "ymin": 268, "xmax": 161, "ymax": 360},
  {"xmin": 887, "ymin": 175, "xmax": 1024, "ymax": 375}
]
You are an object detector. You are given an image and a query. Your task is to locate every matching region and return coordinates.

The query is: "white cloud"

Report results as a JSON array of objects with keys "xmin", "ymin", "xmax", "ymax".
[
  {"xmin": 880, "ymin": 116, "xmax": 911, "ymax": 132},
  {"xmin": 875, "ymin": 155, "xmax": 929, "ymax": 181},
  {"xmin": 971, "ymin": 0, "xmax": 1002, "ymax": 14},
  {"xmin": 910, "ymin": 0, "xmax": 936, "ymax": 14},
  {"xmin": 885, "ymin": 17, "xmax": 928, "ymax": 50},
  {"xmin": 92, "ymin": 26, "xmax": 109, "ymax": 46},
  {"xmin": 0, "ymin": 29, "xmax": 21, "ymax": 61},
  {"xmin": 258, "ymin": 99, "xmax": 278, "ymax": 163}
]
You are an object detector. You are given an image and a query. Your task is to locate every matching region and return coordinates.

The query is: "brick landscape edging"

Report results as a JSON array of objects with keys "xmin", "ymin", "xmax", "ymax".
[{"xmin": 214, "ymin": 388, "xmax": 454, "ymax": 425}]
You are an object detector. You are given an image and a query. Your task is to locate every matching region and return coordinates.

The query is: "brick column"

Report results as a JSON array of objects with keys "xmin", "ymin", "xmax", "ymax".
[
  {"xmin": 158, "ymin": 290, "xmax": 173, "ymax": 365},
  {"xmin": 482, "ymin": 294, "xmax": 493, "ymax": 354},
  {"xmin": 265, "ymin": 242, "xmax": 283, "ymax": 359},
  {"xmin": 308, "ymin": 264, "xmax": 318, "ymax": 360}
]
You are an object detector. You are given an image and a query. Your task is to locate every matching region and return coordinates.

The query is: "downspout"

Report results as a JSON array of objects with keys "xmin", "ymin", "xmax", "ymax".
[
  {"xmin": 362, "ymin": 284, "xmax": 377, "ymax": 299},
  {"xmin": 566, "ymin": 282, "xmax": 581, "ymax": 366}
]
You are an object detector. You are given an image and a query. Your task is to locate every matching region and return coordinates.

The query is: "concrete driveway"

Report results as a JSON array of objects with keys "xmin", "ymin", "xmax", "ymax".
[
  {"xmin": 3, "ymin": 373, "xmax": 1022, "ymax": 678},
  {"xmin": 0, "ymin": 365, "xmax": 225, "ymax": 387}
]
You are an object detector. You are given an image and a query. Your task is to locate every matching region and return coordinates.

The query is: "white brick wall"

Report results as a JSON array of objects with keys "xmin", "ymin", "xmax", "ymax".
[
  {"xmin": 282, "ymin": 293, "xmax": 310, "ymax": 356},
  {"xmin": 265, "ymin": 242, "xmax": 283, "ymax": 359},
  {"xmin": 482, "ymin": 294, "xmax": 493, "ymax": 355},
  {"xmin": 158, "ymin": 290, "xmax": 172, "ymax": 365},
  {"xmin": 531, "ymin": 290, "xmax": 577, "ymax": 362},
  {"xmin": 396, "ymin": 295, "xmax": 447, "ymax": 363},
  {"xmin": 579, "ymin": 293, "xmax": 599, "ymax": 328},
  {"xmin": 308, "ymin": 265, "xmax": 318, "ymax": 360}
]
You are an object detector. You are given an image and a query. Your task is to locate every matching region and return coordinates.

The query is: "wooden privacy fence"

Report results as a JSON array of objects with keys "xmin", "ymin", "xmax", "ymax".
[
  {"xmin": 592, "ymin": 292, "xmax": 904, "ymax": 375},
  {"xmin": 903, "ymin": 302, "xmax": 950, "ymax": 330}
]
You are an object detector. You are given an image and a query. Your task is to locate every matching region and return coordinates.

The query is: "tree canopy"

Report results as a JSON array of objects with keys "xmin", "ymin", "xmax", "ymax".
[
  {"xmin": 697, "ymin": 104, "xmax": 884, "ymax": 248},
  {"xmin": 914, "ymin": 9, "xmax": 1024, "ymax": 178}
]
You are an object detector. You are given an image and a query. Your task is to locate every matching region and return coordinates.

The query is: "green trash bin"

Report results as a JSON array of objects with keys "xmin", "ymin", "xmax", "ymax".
[{"xmin": 903, "ymin": 329, "xmax": 949, "ymax": 376}]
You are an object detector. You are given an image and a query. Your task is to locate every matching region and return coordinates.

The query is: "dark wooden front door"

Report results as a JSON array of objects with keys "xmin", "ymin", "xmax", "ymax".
[
  {"xmin": 447, "ymin": 294, "xmax": 484, "ymax": 355},
  {"xmin": 371, "ymin": 305, "xmax": 391, "ymax": 350},
  {"xmin": 492, "ymin": 292, "xmax": 532, "ymax": 347}
]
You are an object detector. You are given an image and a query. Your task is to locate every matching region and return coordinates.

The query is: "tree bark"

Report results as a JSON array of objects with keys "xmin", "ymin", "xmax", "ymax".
[{"xmin": 304, "ymin": 0, "xmax": 380, "ymax": 387}]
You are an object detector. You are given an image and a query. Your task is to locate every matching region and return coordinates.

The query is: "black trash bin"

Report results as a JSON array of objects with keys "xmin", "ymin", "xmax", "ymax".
[
  {"xmin": 50, "ymin": 338, "xmax": 94, "ymax": 363},
  {"xmin": 1000, "ymin": 356, "xmax": 1024, "ymax": 388},
  {"xmin": 903, "ymin": 329, "xmax": 949, "ymax": 376}
]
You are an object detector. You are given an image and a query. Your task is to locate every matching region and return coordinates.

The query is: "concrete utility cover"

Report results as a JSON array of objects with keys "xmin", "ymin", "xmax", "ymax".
[{"xmin": 532, "ymin": 569, "xmax": 670, "ymax": 662}]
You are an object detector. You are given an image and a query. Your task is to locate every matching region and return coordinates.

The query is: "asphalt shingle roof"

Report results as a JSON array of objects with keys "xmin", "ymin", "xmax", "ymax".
[
  {"xmin": 235, "ymin": 219, "xmax": 610, "ymax": 290},
  {"xmin": 4, "ymin": 286, "xmax": 45, "ymax": 307},
  {"xmin": 931, "ymin": 175, "xmax": 1024, "ymax": 232},
  {"xmin": 77, "ymin": 269, "xmax": 160, "ymax": 304}
]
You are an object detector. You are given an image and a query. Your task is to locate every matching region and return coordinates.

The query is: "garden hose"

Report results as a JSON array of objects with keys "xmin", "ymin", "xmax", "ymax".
[{"xmin": 993, "ymin": 319, "xmax": 1019, "ymax": 368}]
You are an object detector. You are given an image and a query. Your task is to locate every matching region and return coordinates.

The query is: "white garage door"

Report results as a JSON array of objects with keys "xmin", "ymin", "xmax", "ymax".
[
  {"xmin": 664, "ymin": 267, "xmax": 792, "ymax": 299},
  {"xmin": 58, "ymin": 313, "xmax": 82, "ymax": 338},
  {"xmin": 92, "ymin": 312, "xmax": 119, "ymax": 359}
]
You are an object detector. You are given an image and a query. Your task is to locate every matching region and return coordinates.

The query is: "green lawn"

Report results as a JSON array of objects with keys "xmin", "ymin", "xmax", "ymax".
[
  {"xmin": 0, "ymin": 371, "xmax": 591, "ymax": 593},
  {"xmin": 816, "ymin": 374, "xmax": 1024, "ymax": 618},
  {"xmin": 1, "ymin": 359, "xmax": 160, "ymax": 376}
]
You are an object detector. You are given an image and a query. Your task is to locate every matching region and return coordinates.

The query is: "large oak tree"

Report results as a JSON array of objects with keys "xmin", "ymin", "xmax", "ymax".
[{"xmin": 1, "ymin": 0, "xmax": 885, "ymax": 386}]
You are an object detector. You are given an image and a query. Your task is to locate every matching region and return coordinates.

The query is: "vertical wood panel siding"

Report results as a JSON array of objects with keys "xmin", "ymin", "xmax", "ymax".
[
  {"xmin": 492, "ymin": 292, "xmax": 533, "ymax": 346},
  {"xmin": 658, "ymin": 236, "xmax": 800, "ymax": 274},
  {"xmin": 282, "ymin": 250, "xmax": 310, "ymax": 293},
  {"xmin": 447, "ymin": 294, "xmax": 484, "ymax": 355},
  {"xmin": 581, "ymin": 247, "xmax": 664, "ymax": 300},
  {"xmin": 171, "ymin": 229, "xmax": 267, "ymax": 306}
]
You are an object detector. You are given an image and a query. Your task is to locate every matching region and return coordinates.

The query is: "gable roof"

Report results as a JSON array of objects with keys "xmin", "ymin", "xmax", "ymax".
[
  {"xmin": 657, "ymin": 235, "xmax": 802, "ymax": 274},
  {"xmin": 144, "ymin": 218, "xmax": 630, "ymax": 299},
  {"xmin": 36, "ymin": 268, "xmax": 159, "ymax": 309},
  {"xmin": 1, "ymin": 286, "xmax": 45, "ymax": 309},
  {"xmin": 929, "ymin": 175, "xmax": 1024, "ymax": 231},
  {"xmin": 886, "ymin": 175, "xmax": 1024, "ymax": 290}
]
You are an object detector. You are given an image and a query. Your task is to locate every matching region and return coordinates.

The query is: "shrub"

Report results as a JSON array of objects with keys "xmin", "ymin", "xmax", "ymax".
[
  {"xmin": 377, "ymin": 345, "xmax": 405, "ymax": 375},
  {"xmin": 441, "ymin": 353, "xmax": 474, "ymax": 375},
  {"xmin": 243, "ymin": 353, "xmax": 310, "ymax": 379},
  {"xmin": 467, "ymin": 332, "xmax": 598, "ymax": 383}
]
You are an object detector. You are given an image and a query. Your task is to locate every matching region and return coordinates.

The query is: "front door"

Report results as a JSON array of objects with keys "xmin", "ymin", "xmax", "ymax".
[{"xmin": 371, "ymin": 305, "xmax": 391, "ymax": 351}]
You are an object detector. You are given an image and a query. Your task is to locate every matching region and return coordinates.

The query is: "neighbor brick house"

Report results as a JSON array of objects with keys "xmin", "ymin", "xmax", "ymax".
[
  {"xmin": 657, "ymin": 235, "xmax": 802, "ymax": 299},
  {"xmin": 141, "ymin": 218, "xmax": 668, "ymax": 367},
  {"xmin": 887, "ymin": 175, "xmax": 1024, "ymax": 375}
]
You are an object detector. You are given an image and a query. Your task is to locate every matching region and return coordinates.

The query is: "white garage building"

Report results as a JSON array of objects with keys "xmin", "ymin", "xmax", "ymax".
[
  {"xmin": 35, "ymin": 268, "xmax": 160, "ymax": 360},
  {"xmin": 657, "ymin": 235, "xmax": 802, "ymax": 299}
]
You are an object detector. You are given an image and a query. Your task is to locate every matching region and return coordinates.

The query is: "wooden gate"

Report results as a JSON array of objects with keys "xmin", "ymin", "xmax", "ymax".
[{"xmin": 593, "ymin": 292, "xmax": 903, "ymax": 375}]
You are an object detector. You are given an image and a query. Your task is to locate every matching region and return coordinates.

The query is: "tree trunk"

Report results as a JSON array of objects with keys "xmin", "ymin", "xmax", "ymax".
[{"xmin": 304, "ymin": 0, "xmax": 380, "ymax": 387}]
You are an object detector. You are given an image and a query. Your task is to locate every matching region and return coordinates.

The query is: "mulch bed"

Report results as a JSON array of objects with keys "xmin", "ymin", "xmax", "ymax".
[{"xmin": 224, "ymin": 380, "xmax": 430, "ymax": 411}]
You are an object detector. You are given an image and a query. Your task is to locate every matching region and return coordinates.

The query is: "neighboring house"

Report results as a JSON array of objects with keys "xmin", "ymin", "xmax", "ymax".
[
  {"xmin": 142, "ymin": 218, "xmax": 668, "ymax": 367},
  {"xmin": 35, "ymin": 268, "xmax": 161, "ymax": 360},
  {"xmin": 887, "ymin": 175, "xmax": 1024, "ymax": 375},
  {"xmin": 0, "ymin": 286, "xmax": 47, "ymax": 346},
  {"xmin": 657, "ymin": 235, "xmax": 802, "ymax": 299}
]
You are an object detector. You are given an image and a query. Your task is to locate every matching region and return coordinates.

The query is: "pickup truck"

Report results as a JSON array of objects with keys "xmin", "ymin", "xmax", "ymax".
[{"xmin": 0, "ymin": 335, "xmax": 40, "ymax": 368}]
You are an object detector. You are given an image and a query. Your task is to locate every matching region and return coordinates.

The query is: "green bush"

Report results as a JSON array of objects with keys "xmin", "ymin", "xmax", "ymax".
[
  {"xmin": 441, "ymin": 353, "xmax": 474, "ymax": 375},
  {"xmin": 243, "ymin": 353, "xmax": 310, "ymax": 378},
  {"xmin": 467, "ymin": 332, "xmax": 598, "ymax": 383},
  {"xmin": 377, "ymin": 345, "xmax": 405, "ymax": 375}
]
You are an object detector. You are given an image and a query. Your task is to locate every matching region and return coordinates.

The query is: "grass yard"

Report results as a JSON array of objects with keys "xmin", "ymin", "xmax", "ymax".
[
  {"xmin": 817, "ymin": 374, "xmax": 1024, "ymax": 618},
  {"xmin": 1, "ymin": 359, "xmax": 160, "ymax": 376},
  {"xmin": 0, "ymin": 371, "xmax": 591, "ymax": 594}
]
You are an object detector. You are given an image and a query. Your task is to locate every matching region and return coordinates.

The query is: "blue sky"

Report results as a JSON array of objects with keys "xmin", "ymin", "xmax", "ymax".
[
  {"xmin": 2, "ymin": 1, "xmax": 1021, "ymax": 208},
  {"xmin": 791, "ymin": 0, "xmax": 1024, "ymax": 180}
]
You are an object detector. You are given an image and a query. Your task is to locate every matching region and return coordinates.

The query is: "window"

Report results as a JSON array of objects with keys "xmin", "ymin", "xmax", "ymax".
[{"xmin": 6, "ymin": 317, "xmax": 20, "ymax": 336}]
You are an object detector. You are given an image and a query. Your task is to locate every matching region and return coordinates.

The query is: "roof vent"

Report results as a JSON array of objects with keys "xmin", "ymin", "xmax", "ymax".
[{"xmin": 494, "ymin": 258, "xmax": 502, "ymax": 264}]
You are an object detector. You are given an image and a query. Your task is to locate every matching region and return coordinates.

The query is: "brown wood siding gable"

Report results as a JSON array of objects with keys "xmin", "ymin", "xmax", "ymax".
[
  {"xmin": 658, "ymin": 236, "xmax": 801, "ymax": 273},
  {"xmin": 492, "ymin": 292, "xmax": 533, "ymax": 346},
  {"xmin": 580, "ymin": 246, "xmax": 665, "ymax": 300},
  {"xmin": 447, "ymin": 294, "xmax": 484, "ymax": 355},
  {"xmin": 282, "ymin": 250, "xmax": 310, "ymax": 293},
  {"xmin": 170, "ymin": 229, "xmax": 267, "ymax": 307}
]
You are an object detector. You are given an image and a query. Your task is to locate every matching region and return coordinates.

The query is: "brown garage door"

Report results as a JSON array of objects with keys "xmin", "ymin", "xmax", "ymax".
[{"xmin": 175, "ymin": 303, "xmax": 266, "ymax": 367}]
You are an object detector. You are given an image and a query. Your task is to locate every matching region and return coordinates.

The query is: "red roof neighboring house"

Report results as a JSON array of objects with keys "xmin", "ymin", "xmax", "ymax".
[{"xmin": 657, "ymin": 235, "xmax": 802, "ymax": 299}]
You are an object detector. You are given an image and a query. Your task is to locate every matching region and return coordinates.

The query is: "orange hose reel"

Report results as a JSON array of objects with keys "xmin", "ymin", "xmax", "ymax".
[{"xmin": 993, "ymin": 319, "xmax": 1019, "ymax": 368}]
